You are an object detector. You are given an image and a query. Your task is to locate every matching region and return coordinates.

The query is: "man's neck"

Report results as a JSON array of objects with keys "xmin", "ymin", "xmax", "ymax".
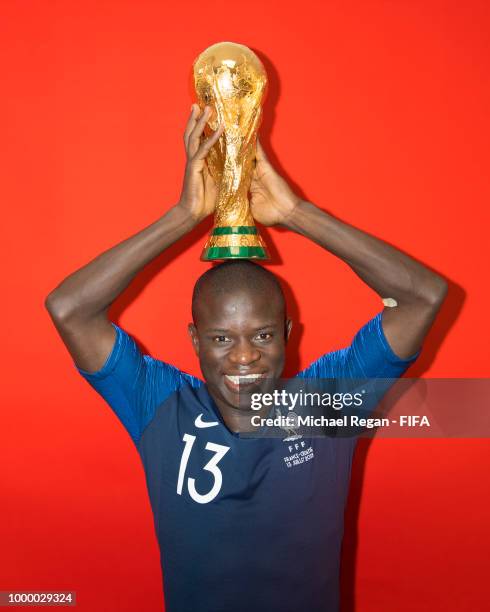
[{"xmin": 213, "ymin": 399, "xmax": 273, "ymax": 434}]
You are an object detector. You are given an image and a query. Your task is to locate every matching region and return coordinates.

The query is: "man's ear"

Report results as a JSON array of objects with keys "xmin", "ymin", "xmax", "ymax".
[
  {"xmin": 188, "ymin": 323, "xmax": 200, "ymax": 356},
  {"xmin": 285, "ymin": 318, "xmax": 293, "ymax": 343}
]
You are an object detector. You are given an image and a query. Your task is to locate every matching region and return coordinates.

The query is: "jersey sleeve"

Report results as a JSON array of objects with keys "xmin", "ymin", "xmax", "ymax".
[
  {"xmin": 299, "ymin": 311, "xmax": 420, "ymax": 379},
  {"xmin": 74, "ymin": 322, "xmax": 201, "ymax": 445},
  {"xmin": 297, "ymin": 312, "xmax": 420, "ymax": 439}
]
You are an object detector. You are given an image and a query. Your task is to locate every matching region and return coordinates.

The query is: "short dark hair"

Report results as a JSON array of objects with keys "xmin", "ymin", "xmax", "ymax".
[{"xmin": 191, "ymin": 260, "xmax": 285, "ymax": 323}]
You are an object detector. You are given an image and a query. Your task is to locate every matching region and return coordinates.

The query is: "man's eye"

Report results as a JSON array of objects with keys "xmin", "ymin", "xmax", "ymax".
[
  {"xmin": 256, "ymin": 332, "xmax": 272, "ymax": 341},
  {"xmin": 213, "ymin": 335, "xmax": 230, "ymax": 343}
]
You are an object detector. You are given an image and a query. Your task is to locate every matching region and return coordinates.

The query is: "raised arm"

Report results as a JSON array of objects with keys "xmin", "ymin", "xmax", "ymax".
[
  {"xmin": 250, "ymin": 140, "xmax": 447, "ymax": 359},
  {"xmin": 45, "ymin": 105, "xmax": 224, "ymax": 372}
]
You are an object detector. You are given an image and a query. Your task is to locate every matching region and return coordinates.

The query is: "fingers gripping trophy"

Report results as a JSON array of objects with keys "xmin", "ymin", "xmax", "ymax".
[{"xmin": 193, "ymin": 41, "xmax": 269, "ymax": 260}]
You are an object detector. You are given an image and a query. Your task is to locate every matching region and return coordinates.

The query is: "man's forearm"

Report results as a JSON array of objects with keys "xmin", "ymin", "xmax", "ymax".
[
  {"xmin": 283, "ymin": 200, "xmax": 447, "ymax": 306},
  {"xmin": 46, "ymin": 203, "xmax": 197, "ymax": 321}
]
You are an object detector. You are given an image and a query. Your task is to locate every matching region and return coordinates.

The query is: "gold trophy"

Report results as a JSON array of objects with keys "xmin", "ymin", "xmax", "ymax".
[{"xmin": 193, "ymin": 41, "xmax": 269, "ymax": 260}]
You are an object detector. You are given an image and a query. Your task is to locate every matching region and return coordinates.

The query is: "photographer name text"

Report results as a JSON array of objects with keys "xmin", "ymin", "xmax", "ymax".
[{"xmin": 251, "ymin": 414, "xmax": 431, "ymax": 429}]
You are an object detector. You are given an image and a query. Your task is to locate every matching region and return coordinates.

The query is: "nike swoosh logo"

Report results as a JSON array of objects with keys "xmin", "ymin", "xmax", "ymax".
[{"xmin": 195, "ymin": 413, "xmax": 219, "ymax": 428}]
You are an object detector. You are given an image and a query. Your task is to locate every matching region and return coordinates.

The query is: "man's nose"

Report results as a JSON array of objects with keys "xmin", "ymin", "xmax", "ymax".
[{"xmin": 228, "ymin": 339, "xmax": 261, "ymax": 366}]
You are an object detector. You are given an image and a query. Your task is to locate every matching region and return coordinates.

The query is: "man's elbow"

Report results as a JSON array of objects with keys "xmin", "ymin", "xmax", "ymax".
[
  {"xmin": 44, "ymin": 291, "xmax": 74, "ymax": 323},
  {"xmin": 421, "ymin": 275, "xmax": 448, "ymax": 310}
]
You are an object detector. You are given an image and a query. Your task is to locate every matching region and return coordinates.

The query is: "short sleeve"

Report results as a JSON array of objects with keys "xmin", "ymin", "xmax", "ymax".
[
  {"xmin": 75, "ymin": 322, "xmax": 202, "ymax": 445},
  {"xmin": 299, "ymin": 311, "xmax": 420, "ymax": 379}
]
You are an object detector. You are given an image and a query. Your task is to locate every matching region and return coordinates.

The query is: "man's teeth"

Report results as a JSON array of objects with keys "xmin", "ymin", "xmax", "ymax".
[{"xmin": 225, "ymin": 374, "xmax": 263, "ymax": 385}]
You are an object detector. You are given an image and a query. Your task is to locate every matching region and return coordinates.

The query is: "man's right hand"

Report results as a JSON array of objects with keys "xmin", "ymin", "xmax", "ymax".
[
  {"xmin": 45, "ymin": 104, "xmax": 225, "ymax": 373},
  {"xmin": 177, "ymin": 104, "xmax": 225, "ymax": 223}
]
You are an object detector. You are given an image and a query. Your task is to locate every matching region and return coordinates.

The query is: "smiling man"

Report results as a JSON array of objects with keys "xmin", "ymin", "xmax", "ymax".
[
  {"xmin": 45, "ymin": 104, "xmax": 447, "ymax": 612},
  {"xmin": 188, "ymin": 259, "xmax": 292, "ymax": 433}
]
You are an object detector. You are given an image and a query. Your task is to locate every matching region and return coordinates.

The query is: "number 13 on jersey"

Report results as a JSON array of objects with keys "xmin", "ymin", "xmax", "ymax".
[{"xmin": 177, "ymin": 433, "xmax": 230, "ymax": 504}]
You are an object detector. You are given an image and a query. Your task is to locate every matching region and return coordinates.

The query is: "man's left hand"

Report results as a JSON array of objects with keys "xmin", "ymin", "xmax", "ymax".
[{"xmin": 249, "ymin": 139, "xmax": 301, "ymax": 226}]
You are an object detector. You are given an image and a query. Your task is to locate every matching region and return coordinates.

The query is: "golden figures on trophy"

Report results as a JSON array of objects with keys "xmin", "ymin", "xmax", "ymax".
[{"xmin": 193, "ymin": 41, "xmax": 269, "ymax": 260}]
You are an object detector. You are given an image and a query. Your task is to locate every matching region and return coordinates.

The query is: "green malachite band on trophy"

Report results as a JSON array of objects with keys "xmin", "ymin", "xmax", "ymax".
[
  {"xmin": 201, "ymin": 246, "xmax": 268, "ymax": 260},
  {"xmin": 212, "ymin": 226, "xmax": 258, "ymax": 236}
]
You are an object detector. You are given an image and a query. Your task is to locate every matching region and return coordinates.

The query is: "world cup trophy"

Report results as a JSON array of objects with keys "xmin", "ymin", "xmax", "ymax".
[{"xmin": 193, "ymin": 41, "xmax": 269, "ymax": 260}]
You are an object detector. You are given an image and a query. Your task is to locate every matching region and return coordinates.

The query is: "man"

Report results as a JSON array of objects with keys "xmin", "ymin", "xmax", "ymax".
[{"xmin": 45, "ymin": 104, "xmax": 447, "ymax": 612}]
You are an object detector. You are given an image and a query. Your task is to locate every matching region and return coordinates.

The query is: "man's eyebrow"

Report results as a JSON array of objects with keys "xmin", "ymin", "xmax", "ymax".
[{"xmin": 205, "ymin": 324, "xmax": 279, "ymax": 333}]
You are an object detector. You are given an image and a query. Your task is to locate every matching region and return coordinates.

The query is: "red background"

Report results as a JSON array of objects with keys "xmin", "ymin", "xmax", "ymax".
[{"xmin": 2, "ymin": 1, "xmax": 489, "ymax": 610}]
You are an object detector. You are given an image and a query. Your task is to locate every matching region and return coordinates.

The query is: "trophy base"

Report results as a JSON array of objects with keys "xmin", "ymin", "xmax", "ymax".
[
  {"xmin": 200, "ymin": 225, "xmax": 269, "ymax": 261},
  {"xmin": 201, "ymin": 245, "xmax": 268, "ymax": 261}
]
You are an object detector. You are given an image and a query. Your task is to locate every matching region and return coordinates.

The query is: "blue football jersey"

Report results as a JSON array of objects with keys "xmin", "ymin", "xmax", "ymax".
[{"xmin": 75, "ymin": 312, "xmax": 418, "ymax": 612}]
